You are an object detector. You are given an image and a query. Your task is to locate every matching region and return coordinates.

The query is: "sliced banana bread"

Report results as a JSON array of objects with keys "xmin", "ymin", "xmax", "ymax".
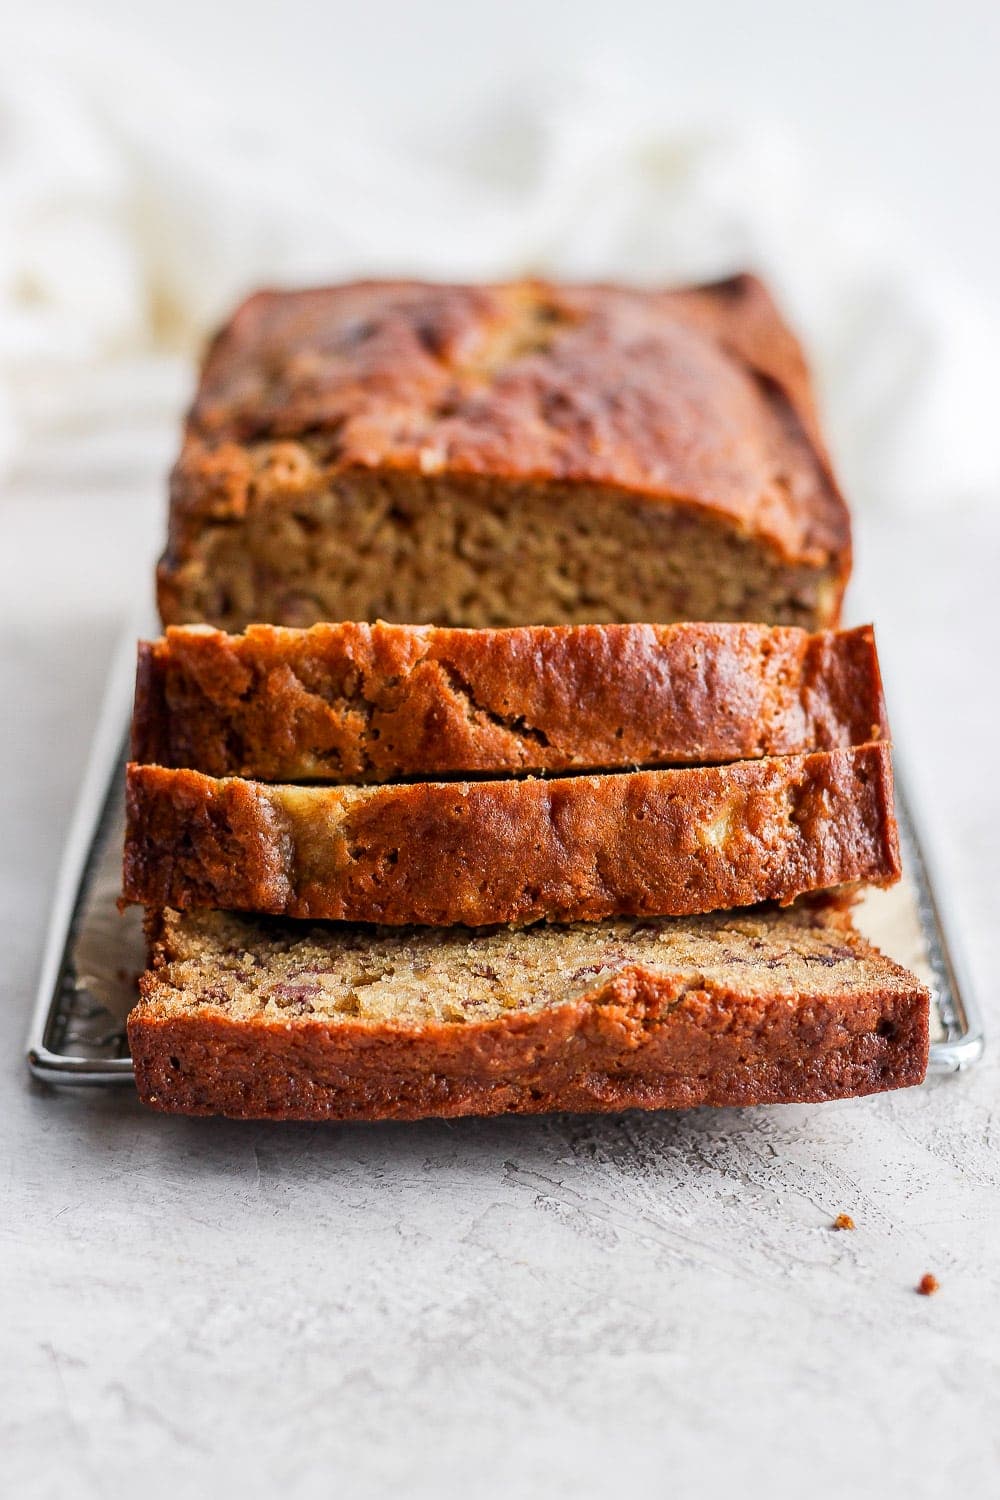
[
  {"xmin": 158, "ymin": 276, "xmax": 850, "ymax": 633},
  {"xmin": 132, "ymin": 620, "xmax": 887, "ymax": 783},
  {"xmin": 128, "ymin": 902, "xmax": 930, "ymax": 1120},
  {"xmin": 123, "ymin": 746, "xmax": 900, "ymax": 926}
]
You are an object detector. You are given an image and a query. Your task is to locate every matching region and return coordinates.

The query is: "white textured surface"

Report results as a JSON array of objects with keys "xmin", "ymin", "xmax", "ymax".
[{"xmin": 2, "ymin": 421, "xmax": 1000, "ymax": 1496}]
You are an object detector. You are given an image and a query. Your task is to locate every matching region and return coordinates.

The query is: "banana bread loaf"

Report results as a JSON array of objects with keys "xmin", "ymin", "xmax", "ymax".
[
  {"xmin": 128, "ymin": 901, "xmax": 930, "ymax": 1120},
  {"xmin": 123, "ymin": 746, "xmax": 900, "ymax": 925},
  {"xmin": 132, "ymin": 620, "xmax": 887, "ymax": 783},
  {"xmin": 158, "ymin": 276, "xmax": 851, "ymax": 633}
]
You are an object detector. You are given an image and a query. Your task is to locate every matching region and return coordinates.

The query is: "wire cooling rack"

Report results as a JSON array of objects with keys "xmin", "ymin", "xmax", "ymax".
[{"xmin": 25, "ymin": 631, "xmax": 986, "ymax": 1086}]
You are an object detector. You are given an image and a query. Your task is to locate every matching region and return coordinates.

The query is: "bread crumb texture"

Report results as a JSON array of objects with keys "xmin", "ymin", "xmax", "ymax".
[{"xmin": 139, "ymin": 901, "xmax": 920, "ymax": 1027}]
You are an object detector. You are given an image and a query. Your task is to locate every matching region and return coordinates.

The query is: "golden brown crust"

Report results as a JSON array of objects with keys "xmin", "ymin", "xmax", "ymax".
[
  {"xmin": 127, "ymin": 904, "xmax": 929, "ymax": 1121},
  {"xmin": 131, "ymin": 621, "xmax": 888, "ymax": 783},
  {"xmin": 159, "ymin": 276, "xmax": 851, "ymax": 631},
  {"xmin": 185, "ymin": 276, "xmax": 845, "ymax": 563},
  {"xmin": 122, "ymin": 747, "xmax": 901, "ymax": 925}
]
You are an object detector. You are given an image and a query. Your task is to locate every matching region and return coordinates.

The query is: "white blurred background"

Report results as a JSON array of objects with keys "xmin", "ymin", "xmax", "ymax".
[{"xmin": 57, "ymin": 0, "xmax": 1000, "ymax": 280}]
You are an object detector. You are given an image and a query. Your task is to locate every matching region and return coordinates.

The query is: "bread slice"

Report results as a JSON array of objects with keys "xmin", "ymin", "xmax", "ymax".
[
  {"xmin": 123, "ymin": 746, "xmax": 900, "ymax": 926},
  {"xmin": 158, "ymin": 276, "xmax": 850, "ymax": 634},
  {"xmin": 132, "ymin": 620, "xmax": 887, "ymax": 783},
  {"xmin": 127, "ymin": 902, "xmax": 930, "ymax": 1120}
]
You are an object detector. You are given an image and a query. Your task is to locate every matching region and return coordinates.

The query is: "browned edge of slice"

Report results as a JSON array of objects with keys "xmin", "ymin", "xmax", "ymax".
[
  {"xmin": 127, "ymin": 904, "xmax": 930, "ymax": 1121},
  {"xmin": 122, "ymin": 747, "xmax": 901, "ymax": 926},
  {"xmin": 130, "ymin": 621, "xmax": 889, "ymax": 783}
]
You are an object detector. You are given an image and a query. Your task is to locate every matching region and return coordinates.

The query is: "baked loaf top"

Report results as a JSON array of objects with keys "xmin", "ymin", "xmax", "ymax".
[
  {"xmin": 132, "ymin": 620, "xmax": 888, "ymax": 782},
  {"xmin": 177, "ymin": 275, "xmax": 848, "ymax": 572},
  {"xmin": 123, "ymin": 747, "xmax": 901, "ymax": 926},
  {"xmin": 128, "ymin": 902, "xmax": 930, "ymax": 1120}
]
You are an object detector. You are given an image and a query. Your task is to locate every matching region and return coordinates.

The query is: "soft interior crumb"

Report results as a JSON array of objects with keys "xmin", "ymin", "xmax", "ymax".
[
  {"xmin": 833, "ymin": 1213, "xmax": 856, "ymax": 1231},
  {"xmin": 144, "ymin": 903, "xmax": 893, "ymax": 1026},
  {"xmin": 164, "ymin": 461, "xmax": 838, "ymax": 633},
  {"xmin": 917, "ymin": 1273, "xmax": 940, "ymax": 1296}
]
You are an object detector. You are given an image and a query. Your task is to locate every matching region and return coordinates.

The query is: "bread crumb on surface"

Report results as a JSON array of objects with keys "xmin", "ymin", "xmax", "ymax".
[
  {"xmin": 917, "ymin": 1273, "xmax": 940, "ymax": 1296},
  {"xmin": 833, "ymin": 1213, "xmax": 856, "ymax": 1231}
]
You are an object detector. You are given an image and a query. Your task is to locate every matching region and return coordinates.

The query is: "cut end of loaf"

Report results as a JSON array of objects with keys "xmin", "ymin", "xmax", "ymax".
[{"xmin": 159, "ymin": 464, "xmax": 846, "ymax": 634}]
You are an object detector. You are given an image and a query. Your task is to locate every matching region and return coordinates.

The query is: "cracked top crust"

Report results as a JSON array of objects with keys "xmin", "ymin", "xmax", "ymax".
[
  {"xmin": 131, "ymin": 621, "xmax": 888, "ymax": 783},
  {"xmin": 180, "ymin": 275, "xmax": 849, "ymax": 570},
  {"xmin": 122, "ymin": 747, "xmax": 901, "ymax": 926}
]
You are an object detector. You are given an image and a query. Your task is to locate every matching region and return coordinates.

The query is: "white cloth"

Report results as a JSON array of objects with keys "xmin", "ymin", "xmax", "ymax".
[{"xmin": 2, "ymin": 27, "xmax": 998, "ymax": 511}]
